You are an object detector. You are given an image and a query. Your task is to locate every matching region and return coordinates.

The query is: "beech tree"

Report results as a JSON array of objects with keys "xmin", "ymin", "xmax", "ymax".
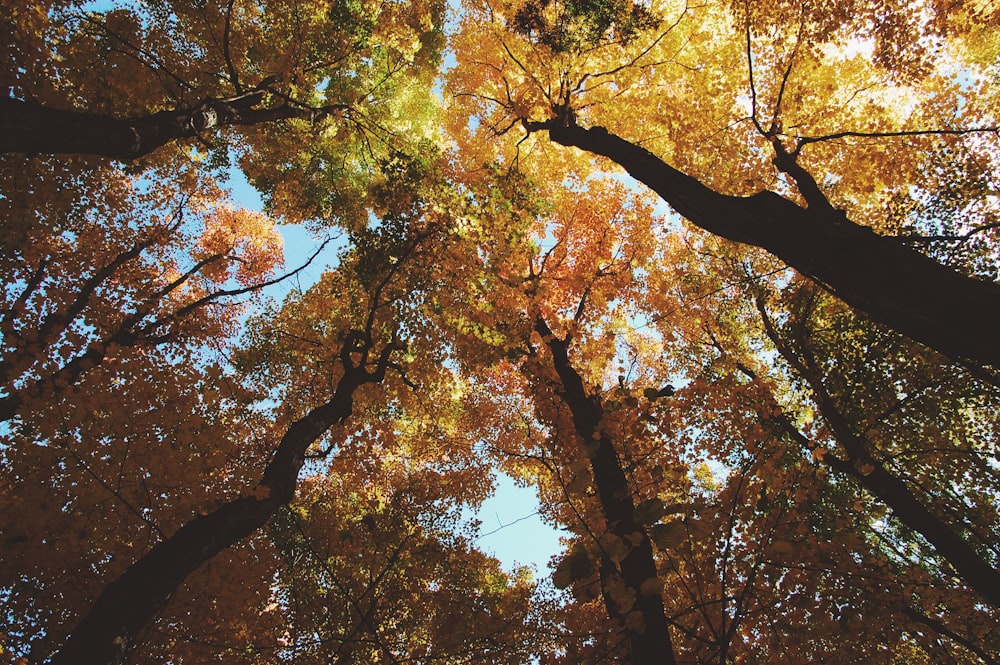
[
  {"xmin": 2, "ymin": 0, "xmax": 443, "ymax": 155},
  {"xmin": 1, "ymin": 0, "xmax": 445, "ymax": 227},
  {"xmin": 3, "ymin": 0, "xmax": 1000, "ymax": 664},
  {"xmin": 428, "ymin": 169, "xmax": 1000, "ymax": 662}
]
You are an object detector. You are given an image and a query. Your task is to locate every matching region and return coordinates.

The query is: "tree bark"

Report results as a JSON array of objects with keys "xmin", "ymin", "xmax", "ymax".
[
  {"xmin": 1, "ymin": 96, "xmax": 342, "ymax": 160},
  {"xmin": 753, "ymin": 306, "xmax": 1000, "ymax": 608},
  {"xmin": 537, "ymin": 318, "xmax": 678, "ymax": 665},
  {"xmin": 43, "ymin": 335, "xmax": 396, "ymax": 665},
  {"xmin": 539, "ymin": 122, "xmax": 1000, "ymax": 371},
  {"xmin": 825, "ymin": 452, "xmax": 1000, "ymax": 607}
]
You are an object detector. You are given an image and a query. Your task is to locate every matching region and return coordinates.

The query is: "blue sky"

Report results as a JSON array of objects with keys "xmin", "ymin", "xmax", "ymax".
[{"xmin": 473, "ymin": 473, "xmax": 564, "ymax": 572}]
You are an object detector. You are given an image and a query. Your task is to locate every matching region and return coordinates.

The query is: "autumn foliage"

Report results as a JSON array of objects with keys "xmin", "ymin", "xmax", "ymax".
[{"xmin": 2, "ymin": 0, "xmax": 1000, "ymax": 663}]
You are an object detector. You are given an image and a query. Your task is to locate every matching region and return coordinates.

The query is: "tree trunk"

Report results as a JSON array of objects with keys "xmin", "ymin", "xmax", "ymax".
[
  {"xmin": 44, "ymin": 336, "xmax": 393, "ymax": 665},
  {"xmin": 542, "ymin": 122, "xmax": 1000, "ymax": 371},
  {"xmin": 537, "ymin": 318, "xmax": 678, "ymax": 665},
  {"xmin": 753, "ymin": 307, "xmax": 1000, "ymax": 607},
  {"xmin": 826, "ymin": 453, "xmax": 1000, "ymax": 607},
  {"xmin": 1, "ymin": 96, "xmax": 339, "ymax": 160}
]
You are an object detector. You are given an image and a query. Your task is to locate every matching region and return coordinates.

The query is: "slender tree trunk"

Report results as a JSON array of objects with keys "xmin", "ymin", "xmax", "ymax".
[
  {"xmin": 1, "ymin": 96, "xmax": 341, "ymax": 159},
  {"xmin": 901, "ymin": 606, "xmax": 1000, "ymax": 665},
  {"xmin": 539, "ymin": 122, "xmax": 1000, "ymax": 371},
  {"xmin": 753, "ymin": 307, "xmax": 1000, "ymax": 607},
  {"xmin": 825, "ymin": 453, "xmax": 1000, "ymax": 607},
  {"xmin": 537, "ymin": 319, "xmax": 678, "ymax": 665},
  {"xmin": 44, "ymin": 335, "xmax": 396, "ymax": 665}
]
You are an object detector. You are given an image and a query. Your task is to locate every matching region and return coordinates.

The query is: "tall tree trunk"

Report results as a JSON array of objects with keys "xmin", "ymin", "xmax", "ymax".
[
  {"xmin": 44, "ymin": 335, "xmax": 399, "ymax": 665},
  {"xmin": 536, "ymin": 318, "xmax": 678, "ymax": 665},
  {"xmin": 538, "ymin": 122, "xmax": 1000, "ymax": 371},
  {"xmin": 1, "ymin": 96, "xmax": 342, "ymax": 160}
]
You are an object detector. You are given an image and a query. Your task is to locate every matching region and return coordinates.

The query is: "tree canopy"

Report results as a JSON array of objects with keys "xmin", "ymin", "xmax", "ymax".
[{"xmin": 2, "ymin": 0, "xmax": 999, "ymax": 663}]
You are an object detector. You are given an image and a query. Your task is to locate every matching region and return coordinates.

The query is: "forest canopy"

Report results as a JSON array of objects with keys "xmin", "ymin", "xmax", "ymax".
[{"xmin": 2, "ymin": 0, "xmax": 1000, "ymax": 663}]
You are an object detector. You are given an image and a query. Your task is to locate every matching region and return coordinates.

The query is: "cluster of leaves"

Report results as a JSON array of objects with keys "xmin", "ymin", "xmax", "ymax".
[
  {"xmin": 512, "ymin": 0, "xmax": 660, "ymax": 52},
  {"xmin": 3, "ymin": 0, "xmax": 1000, "ymax": 663},
  {"xmin": 0, "ymin": 161, "xmax": 281, "ymax": 659}
]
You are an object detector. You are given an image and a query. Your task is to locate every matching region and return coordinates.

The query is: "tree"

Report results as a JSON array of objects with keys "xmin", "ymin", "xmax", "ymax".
[
  {"xmin": 428, "ymin": 167, "xmax": 999, "ymax": 662},
  {"xmin": 46, "ymin": 326, "xmax": 404, "ymax": 665},
  {"xmin": 4, "ymin": 0, "xmax": 1000, "ymax": 663},
  {"xmin": 0, "ymin": 164, "xmax": 292, "ymax": 423},
  {"xmin": 263, "ymin": 475, "xmax": 544, "ymax": 664},
  {"xmin": 1, "ymin": 0, "xmax": 443, "ymax": 156},
  {"xmin": 630, "ymin": 228, "xmax": 1000, "ymax": 660},
  {"xmin": 0, "ymin": 160, "xmax": 295, "ymax": 660},
  {"xmin": 1, "ymin": 0, "xmax": 445, "ymax": 227},
  {"xmin": 450, "ymin": 0, "xmax": 1000, "ymax": 371}
]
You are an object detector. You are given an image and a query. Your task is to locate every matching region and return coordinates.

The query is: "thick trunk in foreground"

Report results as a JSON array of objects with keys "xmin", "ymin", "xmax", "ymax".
[
  {"xmin": 1, "ymin": 96, "xmax": 341, "ymax": 160},
  {"xmin": 537, "ymin": 319, "xmax": 677, "ymax": 665},
  {"xmin": 45, "ymin": 334, "xmax": 396, "ymax": 665},
  {"xmin": 540, "ymin": 122, "xmax": 1000, "ymax": 371}
]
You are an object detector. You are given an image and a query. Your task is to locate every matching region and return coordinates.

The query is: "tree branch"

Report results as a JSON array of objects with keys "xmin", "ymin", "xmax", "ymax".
[
  {"xmin": 43, "ymin": 334, "xmax": 402, "ymax": 665},
  {"xmin": 0, "ymin": 96, "xmax": 348, "ymax": 159},
  {"xmin": 531, "ymin": 120, "xmax": 1000, "ymax": 370}
]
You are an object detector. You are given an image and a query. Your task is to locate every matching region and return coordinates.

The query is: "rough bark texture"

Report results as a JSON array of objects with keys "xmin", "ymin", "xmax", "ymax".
[
  {"xmin": 1, "ymin": 96, "xmax": 343, "ymax": 160},
  {"xmin": 537, "ymin": 318, "xmax": 677, "ymax": 665},
  {"xmin": 45, "ymin": 335, "xmax": 395, "ymax": 665},
  {"xmin": 541, "ymin": 122, "xmax": 1000, "ymax": 371}
]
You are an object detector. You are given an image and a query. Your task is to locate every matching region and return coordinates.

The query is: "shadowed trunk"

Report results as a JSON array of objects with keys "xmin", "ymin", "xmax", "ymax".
[
  {"xmin": 1, "ymin": 96, "xmax": 343, "ymax": 160},
  {"xmin": 44, "ymin": 334, "xmax": 399, "ymax": 665},
  {"xmin": 536, "ymin": 318, "xmax": 677, "ymax": 665},
  {"xmin": 753, "ymin": 304, "xmax": 1000, "ymax": 608},
  {"xmin": 538, "ymin": 121, "xmax": 1000, "ymax": 371}
]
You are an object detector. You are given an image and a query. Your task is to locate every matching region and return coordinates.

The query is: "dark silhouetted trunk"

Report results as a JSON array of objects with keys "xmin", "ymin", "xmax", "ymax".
[
  {"xmin": 45, "ymin": 334, "xmax": 398, "ymax": 665},
  {"xmin": 1, "ymin": 96, "xmax": 340, "ymax": 160},
  {"xmin": 754, "ymin": 306, "xmax": 1000, "ymax": 608},
  {"xmin": 540, "ymin": 122, "xmax": 1000, "ymax": 371},
  {"xmin": 537, "ymin": 318, "xmax": 677, "ymax": 665}
]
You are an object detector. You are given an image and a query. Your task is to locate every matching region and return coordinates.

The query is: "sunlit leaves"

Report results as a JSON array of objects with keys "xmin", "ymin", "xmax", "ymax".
[
  {"xmin": 5, "ymin": 0, "xmax": 1000, "ymax": 663},
  {"xmin": 512, "ymin": 0, "xmax": 660, "ymax": 53},
  {"xmin": 194, "ymin": 204, "xmax": 284, "ymax": 285}
]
